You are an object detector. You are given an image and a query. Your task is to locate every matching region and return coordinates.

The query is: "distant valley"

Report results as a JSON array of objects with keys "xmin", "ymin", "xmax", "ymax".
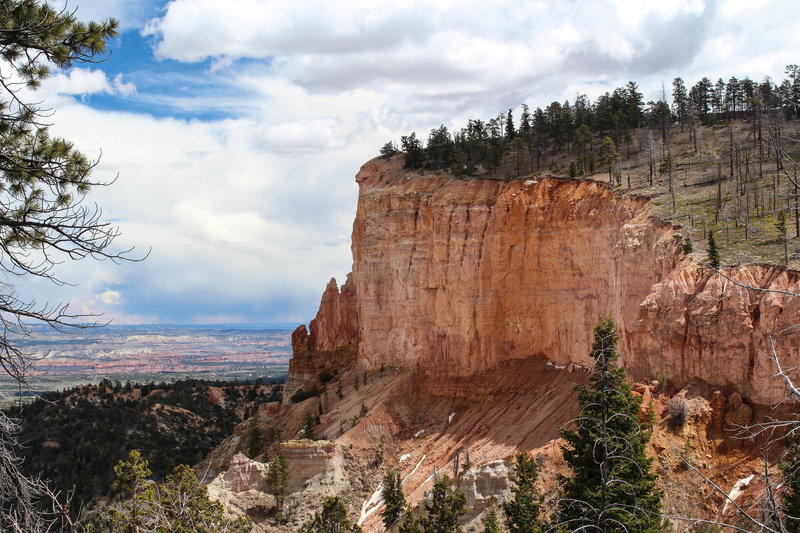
[{"xmin": 1, "ymin": 324, "xmax": 293, "ymax": 402}]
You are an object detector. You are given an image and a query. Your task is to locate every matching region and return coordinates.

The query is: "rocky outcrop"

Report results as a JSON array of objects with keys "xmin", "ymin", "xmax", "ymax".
[
  {"xmin": 206, "ymin": 453, "xmax": 271, "ymax": 523},
  {"xmin": 282, "ymin": 440, "xmax": 343, "ymax": 494},
  {"xmin": 456, "ymin": 460, "xmax": 510, "ymax": 516},
  {"xmin": 286, "ymin": 275, "xmax": 359, "ymax": 396},
  {"xmin": 220, "ymin": 452, "xmax": 268, "ymax": 493},
  {"xmin": 630, "ymin": 264, "xmax": 800, "ymax": 405}
]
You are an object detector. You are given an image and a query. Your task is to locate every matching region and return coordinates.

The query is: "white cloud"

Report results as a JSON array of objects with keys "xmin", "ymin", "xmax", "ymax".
[
  {"xmin": 258, "ymin": 118, "xmax": 344, "ymax": 153},
  {"xmin": 99, "ymin": 290, "xmax": 122, "ymax": 305},
  {"xmin": 9, "ymin": 0, "xmax": 800, "ymax": 326},
  {"xmin": 136, "ymin": 0, "xmax": 799, "ymax": 125},
  {"xmin": 21, "ymin": 95, "xmax": 362, "ymax": 323},
  {"xmin": 112, "ymin": 73, "xmax": 137, "ymax": 96},
  {"xmin": 48, "ymin": 69, "xmax": 112, "ymax": 95},
  {"xmin": 46, "ymin": 69, "xmax": 137, "ymax": 97}
]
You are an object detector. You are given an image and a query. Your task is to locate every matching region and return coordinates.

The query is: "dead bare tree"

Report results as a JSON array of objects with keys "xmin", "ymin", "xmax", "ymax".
[{"xmin": 660, "ymin": 267, "xmax": 800, "ymax": 533}]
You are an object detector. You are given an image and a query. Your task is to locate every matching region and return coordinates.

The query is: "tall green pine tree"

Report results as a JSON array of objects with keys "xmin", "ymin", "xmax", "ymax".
[
  {"xmin": 399, "ymin": 508, "xmax": 422, "ymax": 533},
  {"xmin": 707, "ymin": 229, "xmax": 721, "ymax": 269},
  {"xmin": 267, "ymin": 449, "xmax": 290, "ymax": 513},
  {"xmin": 422, "ymin": 476, "xmax": 466, "ymax": 533},
  {"xmin": 302, "ymin": 408, "xmax": 316, "ymax": 440},
  {"xmin": 246, "ymin": 415, "xmax": 262, "ymax": 459},
  {"xmin": 599, "ymin": 137, "xmax": 618, "ymax": 183},
  {"xmin": 502, "ymin": 453, "xmax": 542, "ymax": 533},
  {"xmin": 483, "ymin": 496, "xmax": 502, "ymax": 533},
  {"xmin": 382, "ymin": 470, "xmax": 407, "ymax": 529},
  {"xmin": 556, "ymin": 317, "xmax": 662, "ymax": 533},
  {"xmin": 299, "ymin": 496, "xmax": 361, "ymax": 533}
]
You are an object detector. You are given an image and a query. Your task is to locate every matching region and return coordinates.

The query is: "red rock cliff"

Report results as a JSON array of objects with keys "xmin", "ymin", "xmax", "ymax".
[
  {"xmin": 630, "ymin": 264, "xmax": 800, "ymax": 405},
  {"xmin": 289, "ymin": 156, "xmax": 800, "ymax": 406},
  {"xmin": 349, "ymin": 157, "xmax": 682, "ymax": 375}
]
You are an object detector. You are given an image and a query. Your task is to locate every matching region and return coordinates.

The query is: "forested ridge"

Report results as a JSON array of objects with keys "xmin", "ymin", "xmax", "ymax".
[
  {"xmin": 383, "ymin": 67, "xmax": 800, "ymax": 268},
  {"xmin": 4, "ymin": 379, "xmax": 282, "ymax": 515}
]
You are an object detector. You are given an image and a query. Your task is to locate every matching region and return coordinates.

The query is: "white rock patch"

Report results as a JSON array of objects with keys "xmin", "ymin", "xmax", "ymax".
[{"xmin": 721, "ymin": 475, "xmax": 755, "ymax": 514}]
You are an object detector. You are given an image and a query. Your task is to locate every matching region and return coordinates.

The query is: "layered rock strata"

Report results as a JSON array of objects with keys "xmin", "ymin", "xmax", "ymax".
[{"xmin": 349, "ymin": 157, "xmax": 682, "ymax": 375}]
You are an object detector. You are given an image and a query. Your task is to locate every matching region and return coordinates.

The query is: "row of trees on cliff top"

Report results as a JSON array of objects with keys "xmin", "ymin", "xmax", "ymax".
[{"xmin": 380, "ymin": 66, "xmax": 800, "ymax": 178}]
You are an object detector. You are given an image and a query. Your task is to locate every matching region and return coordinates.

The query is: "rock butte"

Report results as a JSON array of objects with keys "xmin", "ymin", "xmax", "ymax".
[{"xmin": 289, "ymin": 156, "xmax": 800, "ymax": 407}]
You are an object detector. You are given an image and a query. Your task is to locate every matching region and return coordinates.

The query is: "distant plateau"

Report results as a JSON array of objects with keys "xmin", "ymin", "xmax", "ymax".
[{"xmin": 0, "ymin": 324, "xmax": 294, "ymax": 403}]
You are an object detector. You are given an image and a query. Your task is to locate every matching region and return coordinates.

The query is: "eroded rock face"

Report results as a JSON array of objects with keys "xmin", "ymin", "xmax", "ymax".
[
  {"xmin": 221, "ymin": 452, "xmax": 268, "ymax": 493},
  {"xmin": 206, "ymin": 453, "xmax": 271, "ymax": 523},
  {"xmin": 282, "ymin": 440, "xmax": 342, "ymax": 494},
  {"xmin": 350, "ymin": 157, "xmax": 682, "ymax": 375},
  {"xmin": 286, "ymin": 275, "xmax": 360, "ymax": 396},
  {"xmin": 630, "ymin": 264, "xmax": 800, "ymax": 405},
  {"xmin": 309, "ymin": 275, "xmax": 360, "ymax": 352},
  {"xmin": 456, "ymin": 460, "xmax": 510, "ymax": 516}
]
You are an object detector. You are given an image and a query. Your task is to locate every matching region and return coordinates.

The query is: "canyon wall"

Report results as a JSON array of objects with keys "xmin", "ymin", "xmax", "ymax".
[
  {"xmin": 289, "ymin": 156, "xmax": 800, "ymax": 406},
  {"xmin": 349, "ymin": 157, "xmax": 682, "ymax": 375}
]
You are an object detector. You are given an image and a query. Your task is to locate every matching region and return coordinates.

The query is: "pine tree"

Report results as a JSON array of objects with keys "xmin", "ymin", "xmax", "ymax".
[
  {"xmin": 422, "ymin": 476, "xmax": 466, "ymax": 533},
  {"xmin": 382, "ymin": 470, "xmax": 407, "ymax": 528},
  {"xmin": 556, "ymin": 317, "xmax": 662, "ymax": 533},
  {"xmin": 502, "ymin": 453, "xmax": 541, "ymax": 533},
  {"xmin": 381, "ymin": 141, "xmax": 399, "ymax": 160},
  {"xmin": 599, "ymin": 137, "xmax": 618, "ymax": 183},
  {"xmin": 401, "ymin": 133, "xmax": 425, "ymax": 171},
  {"xmin": 0, "ymin": 3, "xmax": 133, "ymax": 529},
  {"xmin": 267, "ymin": 449, "xmax": 290, "ymax": 513},
  {"xmin": 505, "ymin": 109, "xmax": 516, "ymax": 142},
  {"xmin": 683, "ymin": 236, "xmax": 693, "ymax": 255},
  {"xmin": 302, "ymin": 408, "xmax": 316, "ymax": 440},
  {"xmin": 246, "ymin": 414, "xmax": 262, "ymax": 459},
  {"xmin": 299, "ymin": 496, "xmax": 361, "ymax": 533},
  {"xmin": 707, "ymin": 229, "xmax": 721, "ymax": 269},
  {"xmin": 399, "ymin": 508, "xmax": 422, "ymax": 533},
  {"xmin": 484, "ymin": 496, "xmax": 503, "ymax": 533},
  {"xmin": 87, "ymin": 460, "xmax": 251, "ymax": 532},
  {"xmin": 112, "ymin": 450, "xmax": 152, "ymax": 532},
  {"xmin": 672, "ymin": 77, "xmax": 689, "ymax": 129}
]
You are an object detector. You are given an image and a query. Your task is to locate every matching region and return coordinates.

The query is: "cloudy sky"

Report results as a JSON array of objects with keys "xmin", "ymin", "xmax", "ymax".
[{"xmin": 21, "ymin": 0, "xmax": 800, "ymax": 326}]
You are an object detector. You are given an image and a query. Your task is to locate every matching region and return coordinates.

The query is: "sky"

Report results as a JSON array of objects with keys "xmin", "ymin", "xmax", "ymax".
[{"xmin": 17, "ymin": 0, "xmax": 800, "ymax": 326}]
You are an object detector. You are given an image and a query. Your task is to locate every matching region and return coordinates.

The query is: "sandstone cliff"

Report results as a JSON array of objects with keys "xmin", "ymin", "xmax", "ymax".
[
  {"xmin": 289, "ymin": 155, "xmax": 800, "ymax": 407},
  {"xmin": 349, "ymin": 157, "xmax": 682, "ymax": 376}
]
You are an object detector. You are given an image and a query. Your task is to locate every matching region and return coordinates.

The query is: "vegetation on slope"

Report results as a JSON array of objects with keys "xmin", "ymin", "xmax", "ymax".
[
  {"xmin": 84, "ymin": 451, "xmax": 252, "ymax": 533},
  {"xmin": 4, "ymin": 378, "xmax": 282, "ymax": 515}
]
